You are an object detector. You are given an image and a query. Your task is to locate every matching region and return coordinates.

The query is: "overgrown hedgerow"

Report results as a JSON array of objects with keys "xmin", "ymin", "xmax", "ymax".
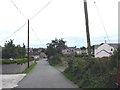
[
  {"xmin": 63, "ymin": 55, "xmax": 118, "ymax": 88},
  {"xmin": 48, "ymin": 48, "xmax": 119, "ymax": 88},
  {"xmin": 48, "ymin": 54, "xmax": 62, "ymax": 66}
]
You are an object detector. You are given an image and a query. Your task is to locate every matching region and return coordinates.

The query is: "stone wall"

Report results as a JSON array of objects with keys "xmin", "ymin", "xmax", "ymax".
[{"xmin": 1, "ymin": 61, "xmax": 34, "ymax": 74}]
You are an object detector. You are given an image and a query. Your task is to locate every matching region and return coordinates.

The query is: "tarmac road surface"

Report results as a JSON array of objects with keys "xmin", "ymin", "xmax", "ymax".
[{"xmin": 17, "ymin": 59, "xmax": 78, "ymax": 88}]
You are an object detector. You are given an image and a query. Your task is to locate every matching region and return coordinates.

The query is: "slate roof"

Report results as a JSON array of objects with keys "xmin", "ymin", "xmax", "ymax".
[
  {"xmin": 96, "ymin": 49, "xmax": 112, "ymax": 55},
  {"xmin": 94, "ymin": 43, "xmax": 119, "ymax": 49},
  {"xmin": 94, "ymin": 45, "xmax": 101, "ymax": 49}
]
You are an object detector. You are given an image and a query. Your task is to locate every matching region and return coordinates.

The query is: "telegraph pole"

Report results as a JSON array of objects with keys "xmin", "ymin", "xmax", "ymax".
[
  {"xmin": 28, "ymin": 19, "xmax": 30, "ymax": 68},
  {"xmin": 83, "ymin": 0, "xmax": 91, "ymax": 56}
]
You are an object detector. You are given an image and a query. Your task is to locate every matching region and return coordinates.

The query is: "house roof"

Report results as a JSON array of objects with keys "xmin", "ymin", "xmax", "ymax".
[
  {"xmin": 94, "ymin": 45, "xmax": 101, "ymax": 49},
  {"xmin": 94, "ymin": 43, "xmax": 119, "ymax": 49},
  {"xmin": 65, "ymin": 47, "xmax": 76, "ymax": 50},
  {"xmin": 96, "ymin": 49, "xmax": 112, "ymax": 55}
]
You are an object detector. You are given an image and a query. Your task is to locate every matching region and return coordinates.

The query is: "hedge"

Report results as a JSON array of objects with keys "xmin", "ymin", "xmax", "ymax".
[
  {"xmin": 63, "ymin": 56, "xmax": 118, "ymax": 88},
  {"xmin": 0, "ymin": 57, "xmax": 34, "ymax": 64}
]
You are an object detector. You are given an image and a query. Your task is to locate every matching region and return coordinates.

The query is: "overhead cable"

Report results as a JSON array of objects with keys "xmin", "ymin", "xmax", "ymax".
[
  {"xmin": 0, "ymin": 23, "xmax": 26, "ymax": 42},
  {"xmin": 10, "ymin": 0, "xmax": 27, "ymax": 20},
  {"xmin": 93, "ymin": 1, "xmax": 110, "ymax": 43},
  {"xmin": 30, "ymin": 0, "xmax": 53, "ymax": 20},
  {"xmin": 30, "ymin": 25, "xmax": 44, "ymax": 46}
]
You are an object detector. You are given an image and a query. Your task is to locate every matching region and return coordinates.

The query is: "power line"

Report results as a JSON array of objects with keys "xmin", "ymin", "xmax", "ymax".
[
  {"xmin": 10, "ymin": 0, "xmax": 53, "ymax": 20},
  {"xmin": 10, "ymin": 0, "xmax": 27, "ymax": 20},
  {"xmin": 30, "ymin": 25, "xmax": 44, "ymax": 46},
  {"xmin": 30, "ymin": 0, "xmax": 53, "ymax": 20},
  {"xmin": 0, "ymin": 23, "xmax": 26, "ymax": 42},
  {"xmin": 93, "ymin": 0, "xmax": 110, "ymax": 43}
]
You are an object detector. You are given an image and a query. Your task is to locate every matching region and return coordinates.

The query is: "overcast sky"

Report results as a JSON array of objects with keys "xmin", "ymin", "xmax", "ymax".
[{"xmin": 0, "ymin": 0, "xmax": 119, "ymax": 48}]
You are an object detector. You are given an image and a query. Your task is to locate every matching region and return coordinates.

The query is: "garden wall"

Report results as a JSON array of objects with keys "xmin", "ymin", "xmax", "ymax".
[{"xmin": 1, "ymin": 61, "xmax": 34, "ymax": 74}]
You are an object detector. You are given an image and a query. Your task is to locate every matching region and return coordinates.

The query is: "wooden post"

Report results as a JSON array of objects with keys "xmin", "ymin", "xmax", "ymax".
[
  {"xmin": 28, "ymin": 19, "xmax": 30, "ymax": 68},
  {"xmin": 83, "ymin": 0, "xmax": 91, "ymax": 56}
]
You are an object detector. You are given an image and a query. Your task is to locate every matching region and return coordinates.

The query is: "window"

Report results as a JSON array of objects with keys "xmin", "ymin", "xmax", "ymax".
[{"xmin": 111, "ymin": 49, "xmax": 113, "ymax": 51}]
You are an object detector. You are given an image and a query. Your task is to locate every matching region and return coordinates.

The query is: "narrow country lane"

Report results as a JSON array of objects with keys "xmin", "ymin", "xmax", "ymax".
[{"xmin": 16, "ymin": 59, "xmax": 78, "ymax": 88}]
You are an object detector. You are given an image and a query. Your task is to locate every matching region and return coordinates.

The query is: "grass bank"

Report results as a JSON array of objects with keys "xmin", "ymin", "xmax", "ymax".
[{"xmin": 22, "ymin": 63, "xmax": 36, "ymax": 74}]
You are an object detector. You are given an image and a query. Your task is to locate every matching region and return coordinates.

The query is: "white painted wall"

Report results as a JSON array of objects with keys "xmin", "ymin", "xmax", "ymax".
[
  {"xmin": 62, "ymin": 48, "xmax": 87, "ymax": 55},
  {"xmin": 95, "ymin": 50, "xmax": 111, "ymax": 58},
  {"xmin": 95, "ymin": 43, "xmax": 115, "ymax": 58}
]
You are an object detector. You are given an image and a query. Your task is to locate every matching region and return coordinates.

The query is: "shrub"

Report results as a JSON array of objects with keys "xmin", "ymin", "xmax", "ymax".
[
  {"xmin": 64, "ymin": 56, "xmax": 118, "ymax": 88},
  {"xmin": 1, "ymin": 58, "xmax": 34, "ymax": 64},
  {"xmin": 48, "ymin": 54, "xmax": 62, "ymax": 66},
  {"xmin": 75, "ymin": 53, "xmax": 88, "ymax": 57}
]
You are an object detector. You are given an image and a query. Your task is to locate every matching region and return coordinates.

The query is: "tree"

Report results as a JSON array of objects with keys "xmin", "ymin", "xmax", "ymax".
[
  {"xmin": 2, "ymin": 39, "xmax": 16, "ymax": 59},
  {"xmin": 15, "ymin": 43, "xmax": 25, "ymax": 58},
  {"xmin": 46, "ymin": 38, "xmax": 67, "ymax": 58},
  {"xmin": 80, "ymin": 46, "xmax": 86, "ymax": 50},
  {"xmin": 2, "ymin": 39, "xmax": 26, "ymax": 59},
  {"xmin": 41, "ymin": 48, "xmax": 46, "ymax": 53},
  {"xmin": 22, "ymin": 43, "xmax": 26, "ymax": 57}
]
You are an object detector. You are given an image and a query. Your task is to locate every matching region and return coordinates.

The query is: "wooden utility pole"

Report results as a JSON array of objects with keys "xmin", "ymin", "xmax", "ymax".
[
  {"xmin": 83, "ymin": 0, "xmax": 91, "ymax": 56},
  {"xmin": 28, "ymin": 19, "xmax": 30, "ymax": 68}
]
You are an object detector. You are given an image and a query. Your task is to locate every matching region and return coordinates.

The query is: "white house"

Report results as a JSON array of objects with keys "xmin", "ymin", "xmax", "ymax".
[{"xmin": 94, "ymin": 43, "xmax": 118, "ymax": 58}]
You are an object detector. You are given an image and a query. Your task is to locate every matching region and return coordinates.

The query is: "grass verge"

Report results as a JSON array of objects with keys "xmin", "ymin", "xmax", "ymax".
[{"xmin": 22, "ymin": 63, "xmax": 36, "ymax": 74}]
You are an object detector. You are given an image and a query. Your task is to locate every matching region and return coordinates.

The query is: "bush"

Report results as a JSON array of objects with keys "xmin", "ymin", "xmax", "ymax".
[
  {"xmin": 48, "ymin": 54, "xmax": 62, "ymax": 66},
  {"xmin": 75, "ymin": 53, "xmax": 88, "ymax": 57},
  {"xmin": 1, "ymin": 58, "xmax": 34, "ymax": 64},
  {"xmin": 63, "ymin": 56, "xmax": 118, "ymax": 88},
  {"xmin": 0, "ymin": 59, "xmax": 16, "ymax": 64}
]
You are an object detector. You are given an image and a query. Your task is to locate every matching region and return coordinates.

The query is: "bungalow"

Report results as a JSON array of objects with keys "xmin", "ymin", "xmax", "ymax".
[
  {"xmin": 62, "ymin": 46, "xmax": 87, "ymax": 55},
  {"xmin": 94, "ymin": 43, "xmax": 118, "ymax": 58},
  {"xmin": 62, "ymin": 47, "xmax": 76, "ymax": 55}
]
